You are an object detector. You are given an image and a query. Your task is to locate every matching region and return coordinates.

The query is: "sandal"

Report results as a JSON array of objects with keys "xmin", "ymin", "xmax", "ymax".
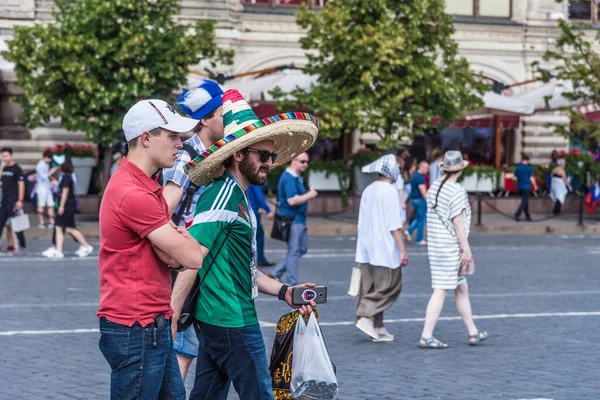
[
  {"xmin": 468, "ymin": 331, "xmax": 488, "ymax": 346},
  {"xmin": 418, "ymin": 336, "xmax": 448, "ymax": 349}
]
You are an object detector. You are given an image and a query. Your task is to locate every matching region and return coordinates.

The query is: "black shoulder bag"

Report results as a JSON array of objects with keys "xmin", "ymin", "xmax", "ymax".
[
  {"xmin": 176, "ymin": 222, "xmax": 234, "ymax": 332},
  {"xmin": 271, "ymin": 206, "xmax": 298, "ymax": 242}
]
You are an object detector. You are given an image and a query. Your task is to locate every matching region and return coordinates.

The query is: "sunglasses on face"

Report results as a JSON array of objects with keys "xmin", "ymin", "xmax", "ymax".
[
  {"xmin": 297, "ymin": 159, "xmax": 309, "ymax": 164},
  {"xmin": 244, "ymin": 148, "xmax": 278, "ymax": 163}
]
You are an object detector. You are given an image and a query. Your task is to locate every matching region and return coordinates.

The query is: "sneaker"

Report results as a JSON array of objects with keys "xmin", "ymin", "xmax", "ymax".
[
  {"xmin": 258, "ymin": 261, "xmax": 276, "ymax": 267},
  {"xmin": 42, "ymin": 247, "xmax": 56, "ymax": 257},
  {"xmin": 45, "ymin": 250, "xmax": 64, "ymax": 259},
  {"xmin": 38, "ymin": 224, "xmax": 46, "ymax": 229},
  {"xmin": 416, "ymin": 240, "xmax": 428, "ymax": 246},
  {"xmin": 76, "ymin": 245, "xmax": 93, "ymax": 258},
  {"xmin": 46, "ymin": 223, "xmax": 55, "ymax": 229},
  {"xmin": 372, "ymin": 327, "xmax": 395, "ymax": 342},
  {"xmin": 403, "ymin": 230, "xmax": 412, "ymax": 244},
  {"xmin": 6, "ymin": 245, "xmax": 15, "ymax": 253},
  {"xmin": 355, "ymin": 317, "xmax": 379, "ymax": 340}
]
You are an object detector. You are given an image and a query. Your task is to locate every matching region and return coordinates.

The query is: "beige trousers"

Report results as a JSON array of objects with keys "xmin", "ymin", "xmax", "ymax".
[{"xmin": 356, "ymin": 263, "xmax": 403, "ymax": 328}]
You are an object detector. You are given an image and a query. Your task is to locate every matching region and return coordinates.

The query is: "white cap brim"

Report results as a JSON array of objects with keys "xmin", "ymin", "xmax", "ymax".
[{"xmin": 159, "ymin": 114, "xmax": 198, "ymax": 133}]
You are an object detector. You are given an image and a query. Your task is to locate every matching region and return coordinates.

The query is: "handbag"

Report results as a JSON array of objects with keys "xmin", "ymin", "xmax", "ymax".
[
  {"xmin": 347, "ymin": 265, "xmax": 361, "ymax": 297},
  {"xmin": 271, "ymin": 207, "xmax": 298, "ymax": 242},
  {"xmin": 176, "ymin": 222, "xmax": 234, "ymax": 332},
  {"xmin": 10, "ymin": 210, "xmax": 30, "ymax": 233}
]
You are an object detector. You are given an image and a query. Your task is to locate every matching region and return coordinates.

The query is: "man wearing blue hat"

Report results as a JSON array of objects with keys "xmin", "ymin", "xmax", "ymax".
[{"xmin": 162, "ymin": 79, "xmax": 225, "ymax": 380}]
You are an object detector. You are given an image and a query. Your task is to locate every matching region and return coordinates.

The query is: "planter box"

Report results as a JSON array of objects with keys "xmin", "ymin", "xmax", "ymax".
[
  {"xmin": 460, "ymin": 174, "xmax": 496, "ymax": 193},
  {"xmin": 72, "ymin": 157, "xmax": 97, "ymax": 196},
  {"xmin": 353, "ymin": 167, "xmax": 378, "ymax": 194},
  {"xmin": 308, "ymin": 171, "xmax": 349, "ymax": 191}
]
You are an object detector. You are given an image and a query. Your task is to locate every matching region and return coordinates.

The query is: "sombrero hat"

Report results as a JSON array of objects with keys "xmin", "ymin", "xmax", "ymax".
[{"xmin": 184, "ymin": 89, "xmax": 319, "ymax": 186}]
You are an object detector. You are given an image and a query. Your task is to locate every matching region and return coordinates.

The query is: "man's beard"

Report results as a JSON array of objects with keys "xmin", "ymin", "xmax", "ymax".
[{"xmin": 239, "ymin": 156, "xmax": 268, "ymax": 185}]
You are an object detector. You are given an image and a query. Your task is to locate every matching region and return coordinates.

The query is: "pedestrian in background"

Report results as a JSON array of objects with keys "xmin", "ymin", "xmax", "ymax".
[
  {"xmin": 109, "ymin": 152, "xmax": 122, "ymax": 177},
  {"xmin": 514, "ymin": 154, "xmax": 538, "ymax": 222},
  {"xmin": 271, "ymin": 152, "xmax": 318, "ymax": 286},
  {"xmin": 44, "ymin": 156, "xmax": 93, "ymax": 259},
  {"xmin": 34, "ymin": 150, "xmax": 57, "ymax": 228},
  {"xmin": 429, "ymin": 148, "xmax": 443, "ymax": 184},
  {"xmin": 393, "ymin": 168, "xmax": 407, "ymax": 225},
  {"xmin": 247, "ymin": 184, "xmax": 276, "ymax": 267},
  {"xmin": 418, "ymin": 151, "xmax": 487, "ymax": 349},
  {"xmin": 161, "ymin": 79, "xmax": 225, "ymax": 381},
  {"xmin": 355, "ymin": 154, "xmax": 409, "ymax": 342},
  {"xmin": 0, "ymin": 147, "xmax": 26, "ymax": 253},
  {"xmin": 550, "ymin": 158, "xmax": 572, "ymax": 216},
  {"xmin": 405, "ymin": 161, "xmax": 429, "ymax": 245}
]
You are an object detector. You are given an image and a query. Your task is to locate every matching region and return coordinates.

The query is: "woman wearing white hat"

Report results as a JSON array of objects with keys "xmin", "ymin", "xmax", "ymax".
[{"xmin": 418, "ymin": 150, "xmax": 488, "ymax": 349}]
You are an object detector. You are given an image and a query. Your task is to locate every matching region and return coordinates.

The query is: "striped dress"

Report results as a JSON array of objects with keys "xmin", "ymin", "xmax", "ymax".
[{"xmin": 426, "ymin": 180, "xmax": 471, "ymax": 290}]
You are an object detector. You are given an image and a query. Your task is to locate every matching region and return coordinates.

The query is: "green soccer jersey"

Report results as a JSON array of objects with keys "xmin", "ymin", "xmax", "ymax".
[{"xmin": 188, "ymin": 172, "xmax": 258, "ymax": 328}]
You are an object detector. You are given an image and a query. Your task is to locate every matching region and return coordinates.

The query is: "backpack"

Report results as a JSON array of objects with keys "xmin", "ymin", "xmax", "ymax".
[{"xmin": 153, "ymin": 142, "xmax": 200, "ymax": 225}]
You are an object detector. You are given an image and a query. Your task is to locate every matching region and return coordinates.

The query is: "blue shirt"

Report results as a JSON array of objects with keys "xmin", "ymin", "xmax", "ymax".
[
  {"xmin": 277, "ymin": 169, "xmax": 307, "ymax": 224},
  {"xmin": 514, "ymin": 163, "xmax": 533, "ymax": 191},
  {"xmin": 410, "ymin": 172, "xmax": 426, "ymax": 200},
  {"xmin": 246, "ymin": 185, "xmax": 271, "ymax": 217}
]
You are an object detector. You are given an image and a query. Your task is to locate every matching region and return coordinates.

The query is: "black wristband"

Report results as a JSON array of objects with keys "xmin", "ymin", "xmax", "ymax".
[
  {"xmin": 170, "ymin": 265, "xmax": 185, "ymax": 271},
  {"xmin": 278, "ymin": 284, "xmax": 289, "ymax": 301}
]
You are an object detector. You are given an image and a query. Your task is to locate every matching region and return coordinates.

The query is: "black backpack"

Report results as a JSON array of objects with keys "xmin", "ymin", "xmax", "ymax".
[{"xmin": 154, "ymin": 142, "xmax": 200, "ymax": 225}]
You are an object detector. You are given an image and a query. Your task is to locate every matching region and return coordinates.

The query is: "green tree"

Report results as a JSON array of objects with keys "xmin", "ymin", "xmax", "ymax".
[
  {"xmin": 533, "ymin": 11, "xmax": 600, "ymax": 147},
  {"xmin": 271, "ymin": 0, "xmax": 486, "ymax": 149},
  {"xmin": 3, "ymin": 0, "xmax": 232, "ymax": 187}
]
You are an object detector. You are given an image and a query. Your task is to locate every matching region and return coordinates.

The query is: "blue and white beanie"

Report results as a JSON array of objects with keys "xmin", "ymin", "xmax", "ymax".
[
  {"xmin": 177, "ymin": 79, "xmax": 224, "ymax": 120},
  {"xmin": 361, "ymin": 154, "xmax": 399, "ymax": 183}
]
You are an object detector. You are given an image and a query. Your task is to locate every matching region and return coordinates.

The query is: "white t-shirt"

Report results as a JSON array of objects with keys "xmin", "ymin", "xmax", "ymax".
[
  {"xmin": 35, "ymin": 160, "xmax": 51, "ymax": 190},
  {"xmin": 355, "ymin": 181, "xmax": 404, "ymax": 269}
]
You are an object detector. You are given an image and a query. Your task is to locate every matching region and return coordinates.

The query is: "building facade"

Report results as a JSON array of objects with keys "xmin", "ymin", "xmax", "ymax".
[{"xmin": 0, "ymin": 0, "xmax": 595, "ymax": 169}]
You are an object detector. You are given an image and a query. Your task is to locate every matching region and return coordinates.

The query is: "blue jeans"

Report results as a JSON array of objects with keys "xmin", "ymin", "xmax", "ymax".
[
  {"xmin": 173, "ymin": 325, "xmax": 198, "ymax": 358},
  {"xmin": 255, "ymin": 212, "xmax": 268, "ymax": 264},
  {"xmin": 98, "ymin": 317, "xmax": 186, "ymax": 400},
  {"xmin": 408, "ymin": 199, "xmax": 427, "ymax": 243},
  {"xmin": 190, "ymin": 321, "xmax": 274, "ymax": 400},
  {"xmin": 273, "ymin": 222, "xmax": 308, "ymax": 286}
]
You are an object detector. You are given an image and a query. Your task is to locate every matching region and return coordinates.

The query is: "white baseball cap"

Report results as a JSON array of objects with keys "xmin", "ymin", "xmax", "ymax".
[{"xmin": 122, "ymin": 99, "xmax": 199, "ymax": 142}]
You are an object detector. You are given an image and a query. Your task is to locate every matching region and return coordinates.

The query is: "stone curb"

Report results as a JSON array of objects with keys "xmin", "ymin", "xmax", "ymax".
[{"xmin": 20, "ymin": 222, "xmax": 600, "ymax": 239}]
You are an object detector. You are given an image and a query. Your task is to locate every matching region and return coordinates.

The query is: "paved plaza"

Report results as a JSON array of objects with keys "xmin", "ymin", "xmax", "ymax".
[{"xmin": 0, "ymin": 233, "xmax": 599, "ymax": 399}]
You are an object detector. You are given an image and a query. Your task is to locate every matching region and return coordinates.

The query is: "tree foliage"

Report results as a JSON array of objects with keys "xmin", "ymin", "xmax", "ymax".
[
  {"xmin": 3, "ymin": 0, "xmax": 233, "ymax": 148},
  {"xmin": 271, "ymin": 0, "xmax": 486, "ymax": 148},
  {"xmin": 534, "ymin": 14, "xmax": 600, "ymax": 146}
]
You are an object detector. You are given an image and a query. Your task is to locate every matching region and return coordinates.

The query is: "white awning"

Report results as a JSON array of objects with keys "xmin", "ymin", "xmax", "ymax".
[
  {"xmin": 468, "ymin": 91, "xmax": 535, "ymax": 116},
  {"xmin": 222, "ymin": 69, "xmax": 317, "ymax": 102},
  {"xmin": 512, "ymin": 80, "xmax": 580, "ymax": 111}
]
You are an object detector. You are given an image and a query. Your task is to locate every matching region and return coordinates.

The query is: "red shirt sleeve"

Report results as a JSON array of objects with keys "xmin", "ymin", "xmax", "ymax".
[{"xmin": 118, "ymin": 190, "xmax": 169, "ymax": 239}]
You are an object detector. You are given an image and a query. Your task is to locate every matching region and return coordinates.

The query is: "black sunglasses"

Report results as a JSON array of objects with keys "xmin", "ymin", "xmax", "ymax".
[
  {"xmin": 298, "ymin": 160, "xmax": 309, "ymax": 164},
  {"xmin": 244, "ymin": 148, "xmax": 278, "ymax": 163}
]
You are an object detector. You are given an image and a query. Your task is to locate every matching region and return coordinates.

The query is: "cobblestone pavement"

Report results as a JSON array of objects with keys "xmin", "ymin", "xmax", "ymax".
[{"xmin": 1, "ymin": 233, "xmax": 599, "ymax": 400}]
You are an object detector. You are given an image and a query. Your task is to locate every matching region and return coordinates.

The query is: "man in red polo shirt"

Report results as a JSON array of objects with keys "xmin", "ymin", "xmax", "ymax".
[{"xmin": 98, "ymin": 99, "xmax": 208, "ymax": 400}]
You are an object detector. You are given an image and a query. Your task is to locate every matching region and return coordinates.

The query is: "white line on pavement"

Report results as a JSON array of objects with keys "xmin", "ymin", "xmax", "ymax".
[
  {"xmin": 4, "ymin": 289, "xmax": 600, "ymax": 309},
  {"xmin": 1, "ymin": 311, "xmax": 598, "ymax": 336}
]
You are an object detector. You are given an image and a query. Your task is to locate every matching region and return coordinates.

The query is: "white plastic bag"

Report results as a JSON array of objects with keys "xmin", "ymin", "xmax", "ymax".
[
  {"xmin": 347, "ymin": 265, "xmax": 361, "ymax": 297},
  {"xmin": 291, "ymin": 313, "xmax": 339, "ymax": 400},
  {"xmin": 10, "ymin": 210, "xmax": 30, "ymax": 233}
]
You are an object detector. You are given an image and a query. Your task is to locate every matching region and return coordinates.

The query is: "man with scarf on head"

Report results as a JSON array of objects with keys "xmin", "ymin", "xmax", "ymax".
[{"xmin": 354, "ymin": 154, "xmax": 410, "ymax": 342}]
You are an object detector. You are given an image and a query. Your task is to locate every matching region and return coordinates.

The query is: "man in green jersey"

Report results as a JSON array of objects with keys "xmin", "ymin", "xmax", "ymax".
[{"xmin": 171, "ymin": 89, "xmax": 320, "ymax": 400}]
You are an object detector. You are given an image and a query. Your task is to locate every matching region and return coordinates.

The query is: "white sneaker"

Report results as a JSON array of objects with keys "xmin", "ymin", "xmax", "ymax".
[
  {"xmin": 403, "ymin": 230, "xmax": 412, "ymax": 243},
  {"xmin": 42, "ymin": 247, "xmax": 56, "ymax": 257},
  {"xmin": 355, "ymin": 317, "xmax": 379, "ymax": 340},
  {"xmin": 45, "ymin": 250, "xmax": 64, "ymax": 258},
  {"xmin": 76, "ymin": 245, "xmax": 93, "ymax": 258},
  {"xmin": 372, "ymin": 327, "xmax": 395, "ymax": 342},
  {"xmin": 38, "ymin": 224, "xmax": 46, "ymax": 229},
  {"xmin": 417, "ymin": 240, "xmax": 428, "ymax": 246}
]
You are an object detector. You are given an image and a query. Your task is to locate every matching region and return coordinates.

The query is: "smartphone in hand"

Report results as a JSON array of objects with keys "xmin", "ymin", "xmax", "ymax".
[{"xmin": 292, "ymin": 286, "xmax": 328, "ymax": 305}]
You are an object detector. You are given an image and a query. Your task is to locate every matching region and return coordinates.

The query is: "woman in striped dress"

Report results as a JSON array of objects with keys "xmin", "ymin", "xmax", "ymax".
[{"xmin": 418, "ymin": 151, "xmax": 488, "ymax": 349}]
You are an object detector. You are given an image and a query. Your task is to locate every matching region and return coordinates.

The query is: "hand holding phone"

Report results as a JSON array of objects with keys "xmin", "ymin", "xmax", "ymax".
[{"xmin": 292, "ymin": 286, "xmax": 327, "ymax": 305}]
